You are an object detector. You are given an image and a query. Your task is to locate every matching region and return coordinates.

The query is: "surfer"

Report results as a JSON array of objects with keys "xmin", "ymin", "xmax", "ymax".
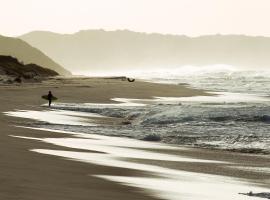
[
  {"xmin": 41, "ymin": 91, "xmax": 57, "ymax": 106},
  {"xmin": 48, "ymin": 91, "xmax": 53, "ymax": 107}
]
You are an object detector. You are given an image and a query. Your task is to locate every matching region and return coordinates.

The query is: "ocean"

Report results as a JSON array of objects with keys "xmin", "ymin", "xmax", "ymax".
[
  {"xmin": 10, "ymin": 66, "xmax": 270, "ymax": 154},
  {"xmin": 4, "ymin": 66, "xmax": 270, "ymax": 200}
]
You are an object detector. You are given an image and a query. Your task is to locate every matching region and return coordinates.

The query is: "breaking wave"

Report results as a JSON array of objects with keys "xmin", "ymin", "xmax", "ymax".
[
  {"xmin": 25, "ymin": 66, "xmax": 270, "ymax": 154},
  {"xmin": 41, "ymin": 96, "xmax": 270, "ymax": 154}
]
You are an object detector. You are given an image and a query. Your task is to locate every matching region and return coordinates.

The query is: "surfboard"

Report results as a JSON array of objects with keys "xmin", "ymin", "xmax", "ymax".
[{"xmin": 42, "ymin": 95, "xmax": 58, "ymax": 101}]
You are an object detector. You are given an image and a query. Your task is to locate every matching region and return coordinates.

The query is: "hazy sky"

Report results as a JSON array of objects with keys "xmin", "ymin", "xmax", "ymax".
[{"xmin": 1, "ymin": 0, "xmax": 270, "ymax": 37}]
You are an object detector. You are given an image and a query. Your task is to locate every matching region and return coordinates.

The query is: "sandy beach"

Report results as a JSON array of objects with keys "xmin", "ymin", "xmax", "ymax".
[{"xmin": 1, "ymin": 77, "xmax": 270, "ymax": 200}]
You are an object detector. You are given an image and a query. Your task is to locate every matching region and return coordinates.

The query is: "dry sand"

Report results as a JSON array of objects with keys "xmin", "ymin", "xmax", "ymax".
[{"xmin": 0, "ymin": 77, "xmax": 269, "ymax": 200}]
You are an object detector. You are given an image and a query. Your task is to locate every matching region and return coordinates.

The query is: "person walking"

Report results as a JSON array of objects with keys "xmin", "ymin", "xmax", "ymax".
[{"xmin": 48, "ymin": 91, "xmax": 53, "ymax": 107}]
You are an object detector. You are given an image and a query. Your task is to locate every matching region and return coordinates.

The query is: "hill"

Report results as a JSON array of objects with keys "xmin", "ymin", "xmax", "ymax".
[
  {"xmin": 0, "ymin": 55, "xmax": 58, "ymax": 82},
  {"xmin": 20, "ymin": 30, "xmax": 270, "ymax": 74},
  {"xmin": 0, "ymin": 35, "xmax": 71, "ymax": 75}
]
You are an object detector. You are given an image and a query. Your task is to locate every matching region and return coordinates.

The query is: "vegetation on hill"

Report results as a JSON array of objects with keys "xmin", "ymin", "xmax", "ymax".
[
  {"xmin": 0, "ymin": 55, "xmax": 58, "ymax": 83},
  {"xmin": 0, "ymin": 35, "xmax": 71, "ymax": 75}
]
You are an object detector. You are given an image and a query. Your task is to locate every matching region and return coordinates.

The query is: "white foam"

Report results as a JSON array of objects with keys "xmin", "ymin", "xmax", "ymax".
[
  {"xmin": 12, "ymin": 127, "xmax": 223, "ymax": 164},
  {"xmin": 155, "ymin": 92, "xmax": 270, "ymax": 103},
  {"xmin": 109, "ymin": 92, "xmax": 270, "ymax": 105},
  {"xmin": 13, "ymin": 126, "xmax": 179, "ymax": 150},
  {"xmin": 4, "ymin": 109, "xmax": 100, "ymax": 126}
]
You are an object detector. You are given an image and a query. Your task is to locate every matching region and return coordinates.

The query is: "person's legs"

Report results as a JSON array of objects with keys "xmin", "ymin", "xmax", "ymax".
[{"xmin": 49, "ymin": 100, "xmax": 52, "ymax": 107}]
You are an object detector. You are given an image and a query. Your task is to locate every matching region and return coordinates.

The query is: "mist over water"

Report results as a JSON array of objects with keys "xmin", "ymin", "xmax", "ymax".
[{"xmin": 76, "ymin": 65, "xmax": 270, "ymax": 95}]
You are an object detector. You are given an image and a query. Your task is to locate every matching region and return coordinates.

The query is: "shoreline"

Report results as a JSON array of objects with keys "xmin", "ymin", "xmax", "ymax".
[
  {"xmin": 5, "ymin": 125, "xmax": 270, "ymax": 200},
  {"xmin": 1, "ymin": 77, "xmax": 270, "ymax": 200}
]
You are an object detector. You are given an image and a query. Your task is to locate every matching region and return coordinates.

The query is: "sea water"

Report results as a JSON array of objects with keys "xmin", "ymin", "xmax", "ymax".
[
  {"xmin": 5, "ymin": 67, "xmax": 270, "ymax": 200},
  {"xmin": 6, "ymin": 66, "xmax": 270, "ymax": 154},
  {"xmin": 47, "ymin": 67, "xmax": 270, "ymax": 154}
]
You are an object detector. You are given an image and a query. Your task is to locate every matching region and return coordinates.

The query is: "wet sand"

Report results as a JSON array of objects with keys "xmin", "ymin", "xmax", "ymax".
[{"xmin": 0, "ymin": 77, "xmax": 269, "ymax": 200}]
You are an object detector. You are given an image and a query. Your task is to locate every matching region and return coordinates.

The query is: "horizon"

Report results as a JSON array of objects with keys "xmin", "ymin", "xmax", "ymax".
[
  {"xmin": 2, "ymin": 0, "xmax": 270, "ymax": 37},
  {"xmin": 4, "ymin": 28, "xmax": 270, "ymax": 39}
]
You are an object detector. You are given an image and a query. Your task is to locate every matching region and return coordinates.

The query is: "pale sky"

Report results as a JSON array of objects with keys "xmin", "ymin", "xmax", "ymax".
[{"xmin": 1, "ymin": 0, "xmax": 270, "ymax": 37}]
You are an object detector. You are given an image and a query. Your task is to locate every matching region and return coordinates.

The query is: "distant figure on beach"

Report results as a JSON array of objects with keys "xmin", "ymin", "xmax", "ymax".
[
  {"xmin": 41, "ymin": 91, "xmax": 57, "ymax": 106},
  {"xmin": 48, "ymin": 91, "xmax": 53, "ymax": 107},
  {"xmin": 127, "ymin": 78, "xmax": 135, "ymax": 82}
]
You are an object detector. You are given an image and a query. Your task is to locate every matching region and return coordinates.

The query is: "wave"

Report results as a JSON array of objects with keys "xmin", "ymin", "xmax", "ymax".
[
  {"xmin": 112, "ymin": 67, "xmax": 270, "ymax": 95},
  {"xmin": 47, "ymin": 100, "xmax": 270, "ymax": 155},
  {"xmin": 53, "ymin": 102, "xmax": 270, "ymax": 125}
]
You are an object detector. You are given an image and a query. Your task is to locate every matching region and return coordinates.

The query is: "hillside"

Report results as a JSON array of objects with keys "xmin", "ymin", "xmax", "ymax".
[
  {"xmin": 20, "ymin": 30, "xmax": 270, "ymax": 73},
  {"xmin": 0, "ymin": 35, "xmax": 71, "ymax": 75},
  {"xmin": 0, "ymin": 55, "xmax": 58, "ymax": 82}
]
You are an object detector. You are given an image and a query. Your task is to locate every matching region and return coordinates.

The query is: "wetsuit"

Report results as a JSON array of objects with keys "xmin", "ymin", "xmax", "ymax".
[{"xmin": 48, "ymin": 92, "xmax": 52, "ymax": 107}]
